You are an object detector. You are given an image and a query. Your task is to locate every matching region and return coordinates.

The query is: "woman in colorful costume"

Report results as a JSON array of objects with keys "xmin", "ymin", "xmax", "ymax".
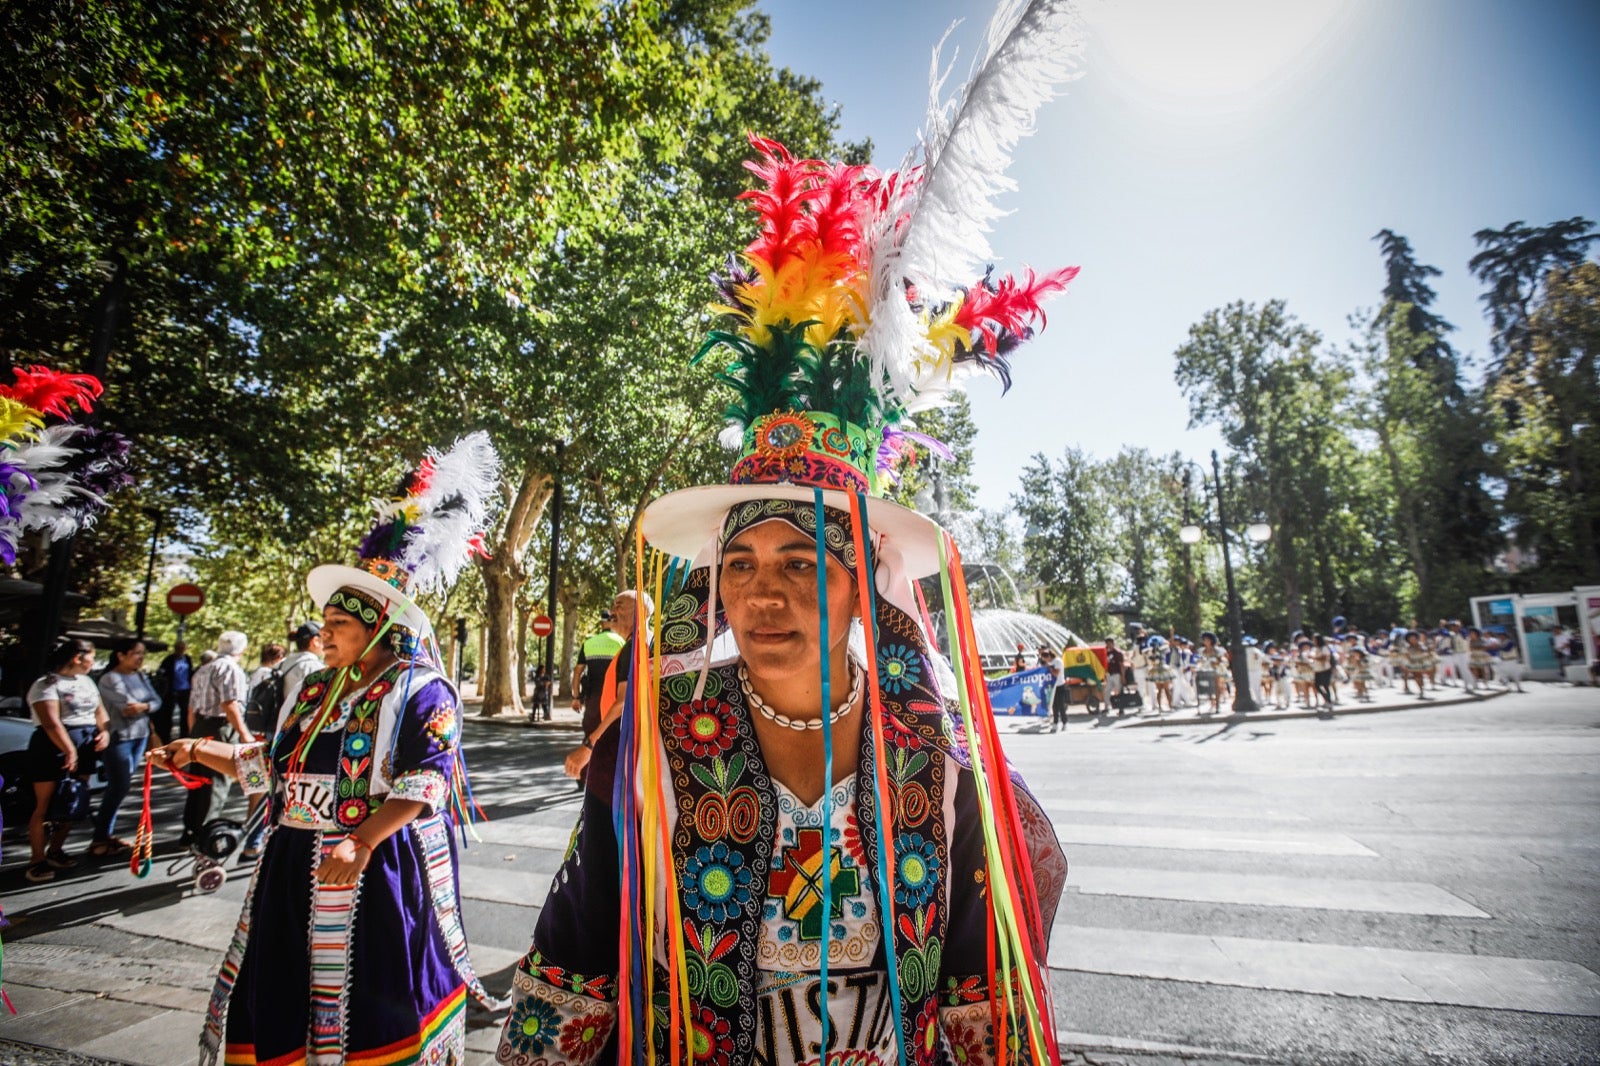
[
  {"xmin": 149, "ymin": 432, "xmax": 505, "ymax": 1066},
  {"xmin": 498, "ymin": 4, "xmax": 1080, "ymax": 1063}
]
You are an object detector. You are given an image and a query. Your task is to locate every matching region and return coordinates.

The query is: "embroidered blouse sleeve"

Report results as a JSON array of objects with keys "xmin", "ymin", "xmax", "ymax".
[
  {"xmin": 232, "ymin": 742, "xmax": 272, "ymax": 796},
  {"xmin": 498, "ymin": 733, "xmax": 622, "ymax": 1065},
  {"xmin": 386, "ymin": 677, "xmax": 459, "ymax": 812}
]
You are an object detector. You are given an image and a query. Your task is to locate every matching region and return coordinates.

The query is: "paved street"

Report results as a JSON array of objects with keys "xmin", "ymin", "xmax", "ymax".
[{"xmin": 0, "ymin": 683, "xmax": 1595, "ymax": 1065}]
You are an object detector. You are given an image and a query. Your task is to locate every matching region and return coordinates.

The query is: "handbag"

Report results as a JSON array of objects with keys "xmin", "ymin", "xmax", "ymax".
[{"xmin": 47, "ymin": 775, "xmax": 91, "ymax": 822}]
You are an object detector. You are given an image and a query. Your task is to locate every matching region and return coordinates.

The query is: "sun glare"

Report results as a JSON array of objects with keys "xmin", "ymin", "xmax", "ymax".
[{"xmin": 1081, "ymin": 0, "xmax": 1367, "ymax": 117}]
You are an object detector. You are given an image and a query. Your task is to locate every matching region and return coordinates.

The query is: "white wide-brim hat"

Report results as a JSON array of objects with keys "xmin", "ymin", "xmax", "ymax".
[
  {"xmin": 640, "ymin": 483, "xmax": 945, "ymax": 580},
  {"xmin": 307, "ymin": 564, "xmax": 432, "ymax": 636}
]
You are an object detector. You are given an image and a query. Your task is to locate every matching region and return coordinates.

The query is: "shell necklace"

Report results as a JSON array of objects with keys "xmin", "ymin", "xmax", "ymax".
[{"xmin": 740, "ymin": 659, "xmax": 863, "ymax": 732}]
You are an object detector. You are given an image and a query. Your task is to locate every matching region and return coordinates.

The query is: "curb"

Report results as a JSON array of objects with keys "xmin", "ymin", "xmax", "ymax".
[{"xmin": 1114, "ymin": 688, "xmax": 1506, "ymax": 729}]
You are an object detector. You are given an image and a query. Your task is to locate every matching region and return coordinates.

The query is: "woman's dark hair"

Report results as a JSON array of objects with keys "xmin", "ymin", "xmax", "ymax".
[
  {"xmin": 109, "ymin": 637, "xmax": 147, "ymax": 670},
  {"xmin": 45, "ymin": 638, "xmax": 95, "ymax": 673},
  {"xmin": 1314, "ymin": 634, "xmax": 1326, "ymax": 647}
]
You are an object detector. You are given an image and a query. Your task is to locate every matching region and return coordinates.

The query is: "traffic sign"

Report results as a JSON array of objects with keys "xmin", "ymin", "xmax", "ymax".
[
  {"xmin": 531, "ymin": 614, "xmax": 554, "ymax": 638},
  {"xmin": 167, "ymin": 583, "xmax": 205, "ymax": 616}
]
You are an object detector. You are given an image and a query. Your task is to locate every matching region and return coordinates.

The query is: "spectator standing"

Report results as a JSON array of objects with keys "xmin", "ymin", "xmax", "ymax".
[
  {"xmin": 247, "ymin": 642, "xmax": 286, "ymax": 691},
  {"xmin": 1146, "ymin": 636, "xmax": 1176, "ymax": 712},
  {"xmin": 1310, "ymin": 634, "xmax": 1335, "ymax": 709},
  {"xmin": 564, "ymin": 591, "xmax": 656, "ymax": 779},
  {"xmin": 1172, "ymin": 636, "xmax": 1197, "ymax": 708},
  {"xmin": 24, "ymin": 639, "xmax": 110, "ymax": 882},
  {"xmin": 278, "ymin": 621, "xmax": 325, "ymax": 707},
  {"xmin": 1447, "ymin": 620, "xmax": 1474, "ymax": 692},
  {"xmin": 1242, "ymin": 636, "xmax": 1267, "ymax": 707},
  {"xmin": 1492, "ymin": 632, "xmax": 1525, "ymax": 692},
  {"xmin": 1103, "ymin": 636, "xmax": 1125, "ymax": 709},
  {"xmin": 153, "ymin": 640, "xmax": 192, "ymax": 741},
  {"xmin": 1403, "ymin": 631, "xmax": 1435, "ymax": 698},
  {"xmin": 183, "ymin": 631, "xmax": 253, "ymax": 843},
  {"xmin": 93, "ymin": 638, "xmax": 160, "ymax": 855},
  {"xmin": 1009, "ymin": 642, "xmax": 1028, "ymax": 673},
  {"xmin": 569, "ymin": 592, "xmax": 640, "ymax": 786},
  {"xmin": 1037, "ymin": 646, "xmax": 1066, "ymax": 731},
  {"xmin": 1196, "ymin": 632, "xmax": 1229, "ymax": 713}
]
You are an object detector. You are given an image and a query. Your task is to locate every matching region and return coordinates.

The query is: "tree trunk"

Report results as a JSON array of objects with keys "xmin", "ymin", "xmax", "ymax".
[
  {"xmin": 476, "ymin": 464, "xmax": 554, "ymax": 717},
  {"xmin": 515, "ymin": 601, "xmax": 530, "ymax": 701},
  {"xmin": 558, "ymin": 586, "xmax": 580, "ymax": 699}
]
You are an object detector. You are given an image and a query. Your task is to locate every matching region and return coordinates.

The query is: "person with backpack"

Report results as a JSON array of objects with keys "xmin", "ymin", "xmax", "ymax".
[
  {"xmin": 237, "ymin": 643, "xmax": 286, "ymax": 861},
  {"xmin": 278, "ymin": 621, "xmax": 324, "ymax": 706}
]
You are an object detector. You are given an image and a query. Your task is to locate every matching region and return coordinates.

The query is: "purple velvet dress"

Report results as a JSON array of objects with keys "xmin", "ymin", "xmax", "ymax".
[{"xmin": 200, "ymin": 664, "xmax": 489, "ymax": 1066}]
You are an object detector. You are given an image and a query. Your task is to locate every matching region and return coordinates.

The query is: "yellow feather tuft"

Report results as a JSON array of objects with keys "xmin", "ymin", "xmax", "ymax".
[{"xmin": 0, "ymin": 398, "xmax": 44, "ymax": 445}]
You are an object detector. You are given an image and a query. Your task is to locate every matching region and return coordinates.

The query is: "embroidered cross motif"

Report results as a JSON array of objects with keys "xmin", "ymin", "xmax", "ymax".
[{"xmin": 768, "ymin": 827, "xmax": 860, "ymax": 941}]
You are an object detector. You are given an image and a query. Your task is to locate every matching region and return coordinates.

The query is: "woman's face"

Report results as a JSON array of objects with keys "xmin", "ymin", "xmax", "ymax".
[
  {"xmin": 719, "ymin": 518, "xmax": 856, "ymax": 685},
  {"xmin": 117, "ymin": 643, "xmax": 147, "ymax": 671},
  {"xmin": 58, "ymin": 646, "xmax": 95, "ymax": 676},
  {"xmin": 320, "ymin": 605, "xmax": 377, "ymax": 670}
]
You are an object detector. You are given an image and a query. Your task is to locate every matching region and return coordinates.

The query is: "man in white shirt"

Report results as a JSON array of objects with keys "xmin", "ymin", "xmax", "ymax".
[{"xmin": 183, "ymin": 630, "xmax": 251, "ymax": 842}]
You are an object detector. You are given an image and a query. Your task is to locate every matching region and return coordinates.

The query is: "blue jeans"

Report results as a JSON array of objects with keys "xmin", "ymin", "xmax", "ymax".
[{"xmin": 93, "ymin": 734, "xmax": 147, "ymax": 841}]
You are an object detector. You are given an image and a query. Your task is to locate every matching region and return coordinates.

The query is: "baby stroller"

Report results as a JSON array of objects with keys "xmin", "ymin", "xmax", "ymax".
[{"xmin": 169, "ymin": 799, "xmax": 269, "ymax": 894}]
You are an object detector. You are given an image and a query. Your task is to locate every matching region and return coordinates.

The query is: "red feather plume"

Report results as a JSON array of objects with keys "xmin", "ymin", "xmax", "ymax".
[
  {"xmin": 1, "ymin": 366, "xmax": 104, "ymax": 419},
  {"xmin": 955, "ymin": 265, "xmax": 1079, "ymax": 353},
  {"xmin": 737, "ymin": 135, "xmax": 823, "ymax": 275}
]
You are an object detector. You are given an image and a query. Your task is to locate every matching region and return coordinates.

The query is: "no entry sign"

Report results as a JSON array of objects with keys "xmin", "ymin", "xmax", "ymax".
[
  {"xmin": 531, "ymin": 614, "xmax": 554, "ymax": 638},
  {"xmin": 166, "ymin": 583, "xmax": 205, "ymax": 616}
]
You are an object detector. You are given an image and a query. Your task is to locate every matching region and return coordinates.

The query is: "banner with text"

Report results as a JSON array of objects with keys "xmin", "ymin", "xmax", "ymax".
[{"xmin": 986, "ymin": 666, "xmax": 1055, "ymax": 717}]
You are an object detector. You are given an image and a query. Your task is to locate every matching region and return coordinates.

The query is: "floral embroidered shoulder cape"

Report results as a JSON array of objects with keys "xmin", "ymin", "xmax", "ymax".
[{"xmin": 496, "ymin": 660, "xmax": 1066, "ymax": 1066}]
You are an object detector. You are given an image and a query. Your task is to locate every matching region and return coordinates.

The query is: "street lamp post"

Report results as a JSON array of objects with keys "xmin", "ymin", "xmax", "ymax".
[
  {"xmin": 133, "ymin": 507, "xmax": 163, "ymax": 640},
  {"xmin": 1179, "ymin": 450, "xmax": 1268, "ymax": 714}
]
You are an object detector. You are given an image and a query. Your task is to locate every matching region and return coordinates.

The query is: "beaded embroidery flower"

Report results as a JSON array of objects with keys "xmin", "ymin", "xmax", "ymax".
[
  {"xmin": 878, "ymin": 643, "xmax": 922, "ymax": 695},
  {"xmin": 946, "ymin": 1019, "xmax": 986, "ymax": 1065},
  {"xmin": 893, "ymin": 832, "xmax": 942, "ymax": 909},
  {"xmin": 558, "ymin": 1009, "xmax": 614, "ymax": 1062},
  {"xmin": 507, "ymin": 996, "xmax": 562, "ymax": 1055},
  {"xmin": 671, "ymin": 698, "xmax": 738, "ymax": 758},
  {"xmin": 338, "ymin": 798, "xmax": 369, "ymax": 824},
  {"xmin": 682, "ymin": 841, "xmax": 754, "ymax": 923},
  {"xmin": 688, "ymin": 1004, "xmax": 734, "ymax": 1066},
  {"xmin": 915, "ymin": 997, "xmax": 941, "ymax": 1064}
]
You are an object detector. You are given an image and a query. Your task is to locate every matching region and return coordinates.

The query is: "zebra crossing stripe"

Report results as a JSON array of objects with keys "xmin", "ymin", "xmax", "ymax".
[
  {"xmin": 1067, "ymin": 865, "xmax": 1489, "ymax": 917},
  {"xmin": 1053, "ymin": 823, "xmax": 1377, "ymax": 856},
  {"xmin": 1048, "ymin": 923, "xmax": 1600, "ymax": 1016}
]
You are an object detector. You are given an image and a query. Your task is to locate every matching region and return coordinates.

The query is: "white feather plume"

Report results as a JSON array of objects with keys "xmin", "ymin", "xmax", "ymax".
[
  {"xmin": 10, "ymin": 424, "xmax": 85, "ymax": 474},
  {"xmin": 396, "ymin": 430, "xmax": 501, "ymax": 595},
  {"xmin": 861, "ymin": 0, "xmax": 1083, "ymax": 406}
]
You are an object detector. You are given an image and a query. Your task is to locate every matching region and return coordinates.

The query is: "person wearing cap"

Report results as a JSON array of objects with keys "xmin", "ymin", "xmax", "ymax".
[
  {"xmin": 498, "ymin": 94, "xmax": 1074, "ymax": 1063},
  {"xmin": 148, "ymin": 433, "xmax": 504, "ymax": 1066},
  {"xmin": 279, "ymin": 620, "xmax": 325, "ymax": 706},
  {"xmin": 181, "ymin": 629, "xmax": 252, "ymax": 843},
  {"xmin": 1196, "ymin": 631, "xmax": 1229, "ymax": 713},
  {"xmin": 1039, "ymin": 645, "xmax": 1067, "ymax": 731},
  {"xmin": 1146, "ymin": 636, "xmax": 1176, "ymax": 712}
]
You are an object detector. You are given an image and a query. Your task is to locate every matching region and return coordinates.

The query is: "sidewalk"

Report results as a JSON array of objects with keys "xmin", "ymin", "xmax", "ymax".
[{"xmin": 1022, "ymin": 679, "xmax": 1525, "ymax": 732}]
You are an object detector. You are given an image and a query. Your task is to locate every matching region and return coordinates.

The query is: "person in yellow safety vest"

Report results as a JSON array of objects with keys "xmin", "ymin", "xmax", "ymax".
[{"xmin": 567, "ymin": 590, "xmax": 651, "ymax": 787}]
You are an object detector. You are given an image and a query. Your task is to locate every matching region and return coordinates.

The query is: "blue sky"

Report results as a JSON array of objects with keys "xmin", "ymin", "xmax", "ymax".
[{"xmin": 757, "ymin": 0, "xmax": 1600, "ymax": 512}]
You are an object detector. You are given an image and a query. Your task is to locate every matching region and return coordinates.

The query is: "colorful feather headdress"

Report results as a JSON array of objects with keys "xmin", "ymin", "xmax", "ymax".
[
  {"xmin": 694, "ymin": 0, "xmax": 1081, "ymax": 502},
  {"xmin": 624, "ymin": 3, "xmax": 1081, "ymax": 1063},
  {"xmin": 0, "ymin": 366, "xmax": 129, "ymax": 566},
  {"xmin": 307, "ymin": 430, "xmax": 500, "ymax": 647}
]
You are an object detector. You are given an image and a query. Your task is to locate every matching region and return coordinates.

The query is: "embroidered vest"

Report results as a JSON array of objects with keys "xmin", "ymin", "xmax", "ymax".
[
  {"xmin": 274, "ymin": 663, "xmax": 444, "ymax": 830},
  {"xmin": 658, "ymin": 662, "xmax": 952, "ymax": 1066}
]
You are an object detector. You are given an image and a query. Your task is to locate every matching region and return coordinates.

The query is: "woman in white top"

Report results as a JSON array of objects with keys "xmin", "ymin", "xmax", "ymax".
[{"xmin": 24, "ymin": 638, "xmax": 111, "ymax": 882}]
